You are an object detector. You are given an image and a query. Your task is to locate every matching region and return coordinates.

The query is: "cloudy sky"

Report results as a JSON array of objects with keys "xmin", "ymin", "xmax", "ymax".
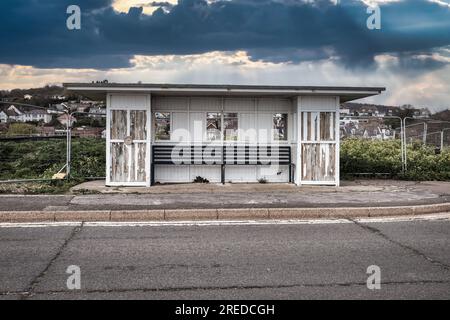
[{"xmin": 0, "ymin": 0, "xmax": 449, "ymax": 112}]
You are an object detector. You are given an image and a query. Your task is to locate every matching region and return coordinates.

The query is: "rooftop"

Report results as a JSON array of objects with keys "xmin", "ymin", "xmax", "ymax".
[{"xmin": 64, "ymin": 82, "xmax": 386, "ymax": 103}]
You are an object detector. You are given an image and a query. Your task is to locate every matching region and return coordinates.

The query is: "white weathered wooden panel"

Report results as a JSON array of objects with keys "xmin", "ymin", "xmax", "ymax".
[
  {"xmin": 110, "ymin": 110, "xmax": 127, "ymax": 140},
  {"xmin": 257, "ymin": 113, "xmax": 272, "ymax": 143},
  {"xmin": 301, "ymin": 143, "xmax": 336, "ymax": 182},
  {"xmin": 154, "ymin": 165, "xmax": 190, "ymax": 183},
  {"xmin": 110, "ymin": 95, "xmax": 147, "ymax": 109},
  {"xmin": 224, "ymin": 98, "xmax": 255, "ymax": 112},
  {"xmin": 189, "ymin": 166, "xmax": 221, "ymax": 183},
  {"xmin": 258, "ymin": 98, "xmax": 291, "ymax": 113},
  {"xmin": 225, "ymin": 166, "xmax": 257, "ymax": 182},
  {"xmin": 154, "ymin": 165, "xmax": 221, "ymax": 183},
  {"xmin": 301, "ymin": 96, "xmax": 337, "ymax": 112},
  {"xmin": 190, "ymin": 97, "xmax": 221, "ymax": 111},
  {"xmin": 189, "ymin": 112, "xmax": 205, "ymax": 142},
  {"xmin": 171, "ymin": 112, "xmax": 189, "ymax": 142},
  {"xmin": 257, "ymin": 165, "xmax": 289, "ymax": 183},
  {"xmin": 152, "ymin": 97, "xmax": 188, "ymax": 111},
  {"xmin": 130, "ymin": 110, "xmax": 147, "ymax": 141},
  {"xmin": 289, "ymin": 112, "xmax": 295, "ymax": 142},
  {"xmin": 301, "ymin": 111, "xmax": 336, "ymax": 142},
  {"xmin": 239, "ymin": 113, "xmax": 257, "ymax": 142}
]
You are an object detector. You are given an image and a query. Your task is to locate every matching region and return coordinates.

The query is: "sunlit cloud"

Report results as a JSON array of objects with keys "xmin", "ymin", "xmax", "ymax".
[
  {"xmin": 1, "ymin": 51, "xmax": 448, "ymax": 112},
  {"xmin": 113, "ymin": 0, "xmax": 177, "ymax": 14}
]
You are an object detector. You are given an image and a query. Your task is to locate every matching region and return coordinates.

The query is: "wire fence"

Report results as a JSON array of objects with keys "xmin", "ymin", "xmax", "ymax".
[{"xmin": 402, "ymin": 123, "xmax": 450, "ymax": 149}]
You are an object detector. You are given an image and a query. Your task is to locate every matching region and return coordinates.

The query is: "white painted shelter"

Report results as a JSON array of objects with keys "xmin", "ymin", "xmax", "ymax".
[{"xmin": 64, "ymin": 83, "xmax": 385, "ymax": 187}]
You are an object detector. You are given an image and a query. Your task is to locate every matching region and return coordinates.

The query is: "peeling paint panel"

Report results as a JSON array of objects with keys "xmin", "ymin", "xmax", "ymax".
[
  {"xmin": 111, "ymin": 142, "xmax": 126, "ymax": 182},
  {"xmin": 109, "ymin": 108, "xmax": 148, "ymax": 184},
  {"xmin": 301, "ymin": 143, "xmax": 336, "ymax": 182},
  {"xmin": 300, "ymin": 110, "xmax": 337, "ymax": 183},
  {"xmin": 111, "ymin": 110, "xmax": 127, "ymax": 140},
  {"xmin": 319, "ymin": 112, "xmax": 335, "ymax": 141},
  {"xmin": 130, "ymin": 110, "xmax": 147, "ymax": 140}
]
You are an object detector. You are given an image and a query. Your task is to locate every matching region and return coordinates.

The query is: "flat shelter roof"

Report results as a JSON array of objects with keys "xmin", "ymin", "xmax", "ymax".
[{"xmin": 64, "ymin": 83, "xmax": 386, "ymax": 103}]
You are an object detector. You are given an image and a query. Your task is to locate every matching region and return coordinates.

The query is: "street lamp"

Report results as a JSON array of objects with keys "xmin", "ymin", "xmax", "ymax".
[
  {"xmin": 60, "ymin": 103, "xmax": 72, "ymax": 179},
  {"xmin": 402, "ymin": 116, "xmax": 418, "ymax": 171}
]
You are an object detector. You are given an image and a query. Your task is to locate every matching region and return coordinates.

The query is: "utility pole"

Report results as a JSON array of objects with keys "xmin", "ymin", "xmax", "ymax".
[
  {"xmin": 403, "ymin": 117, "xmax": 416, "ymax": 172},
  {"xmin": 61, "ymin": 103, "xmax": 72, "ymax": 179},
  {"xmin": 423, "ymin": 122, "xmax": 428, "ymax": 145}
]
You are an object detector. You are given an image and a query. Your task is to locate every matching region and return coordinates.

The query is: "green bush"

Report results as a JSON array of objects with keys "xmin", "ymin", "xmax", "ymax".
[
  {"xmin": 1, "ymin": 137, "xmax": 449, "ymax": 183},
  {"xmin": 340, "ymin": 138, "xmax": 450, "ymax": 181},
  {"xmin": 0, "ymin": 138, "xmax": 105, "ymax": 180},
  {"xmin": 401, "ymin": 142, "xmax": 450, "ymax": 181}
]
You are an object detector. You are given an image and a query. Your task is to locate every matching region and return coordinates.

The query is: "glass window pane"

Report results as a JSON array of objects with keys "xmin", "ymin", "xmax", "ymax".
[
  {"xmin": 224, "ymin": 113, "xmax": 238, "ymax": 141},
  {"xmin": 207, "ymin": 112, "xmax": 221, "ymax": 141},
  {"xmin": 273, "ymin": 113, "xmax": 287, "ymax": 141},
  {"xmin": 154, "ymin": 112, "xmax": 170, "ymax": 140}
]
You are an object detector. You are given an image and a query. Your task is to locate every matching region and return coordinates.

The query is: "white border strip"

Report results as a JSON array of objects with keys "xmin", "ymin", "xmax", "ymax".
[{"xmin": 1, "ymin": 213, "xmax": 449, "ymax": 228}]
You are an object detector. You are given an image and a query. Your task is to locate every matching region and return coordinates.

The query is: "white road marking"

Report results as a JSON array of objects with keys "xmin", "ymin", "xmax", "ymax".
[
  {"xmin": 0, "ymin": 222, "xmax": 82, "ymax": 228},
  {"xmin": 355, "ymin": 212, "xmax": 450, "ymax": 223},
  {"xmin": 0, "ymin": 212, "xmax": 449, "ymax": 228}
]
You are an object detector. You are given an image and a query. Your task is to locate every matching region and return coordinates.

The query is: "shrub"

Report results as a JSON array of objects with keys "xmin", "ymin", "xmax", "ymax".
[
  {"xmin": 193, "ymin": 176, "xmax": 209, "ymax": 183},
  {"xmin": 340, "ymin": 138, "xmax": 450, "ymax": 181},
  {"xmin": 258, "ymin": 177, "xmax": 267, "ymax": 184}
]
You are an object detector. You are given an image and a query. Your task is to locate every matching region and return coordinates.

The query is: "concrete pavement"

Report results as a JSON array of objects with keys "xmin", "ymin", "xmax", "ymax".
[
  {"xmin": 1, "ymin": 180, "xmax": 450, "ymax": 221},
  {"xmin": 0, "ymin": 215, "xmax": 449, "ymax": 299}
]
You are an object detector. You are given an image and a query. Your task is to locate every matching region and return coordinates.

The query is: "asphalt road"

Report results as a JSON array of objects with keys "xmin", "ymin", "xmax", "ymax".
[{"xmin": 0, "ymin": 217, "xmax": 449, "ymax": 300}]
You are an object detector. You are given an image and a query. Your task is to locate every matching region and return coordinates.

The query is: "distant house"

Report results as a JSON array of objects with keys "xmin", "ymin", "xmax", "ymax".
[
  {"xmin": 340, "ymin": 108, "xmax": 350, "ymax": 116},
  {"xmin": 88, "ymin": 106, "xmax": 106, "ymax": 118},
  {"xmin": 26, "ymin": 109, "xmax": 53, "ymax": 123},
  {"xmin": 57, "ymin": 113, "xmax": 77, "ymax": 126},
  {"xmin": 0, "ymin": 110, "xmax": 8, "ymax": 123},
  {"xmin": 51, "ymin": 95, "xmax": 66, "ymax": 100},
  {"xmin": 5, "ymin": 105, "xmax": 22, "ymax": 121},
  {"xmin": 413, "ymin": 108, "xmax": 431, "ymax": 119},
  {"xmin": 24, "ymin": 94, "xmax": 33, "ymax": 100},
  {"xmin": 52, "ymin": 103, "xmax": 67, "ymax": 112},
  {"xmin": 5, "ymin": 105, "xmax": 52, "ymax": 123},
  {"xmin": 69, "ymin": 103, "xmax": 89, "ymax": 113}
]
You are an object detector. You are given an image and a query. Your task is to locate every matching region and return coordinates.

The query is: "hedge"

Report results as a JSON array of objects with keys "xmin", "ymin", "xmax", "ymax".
[
  {"xmin": 340, "ymin": 138, "xmax": 450, "ymax": 180},
  {"xmin": 0, "ymin": 138, "xmax": 449, "ymax": 182}
]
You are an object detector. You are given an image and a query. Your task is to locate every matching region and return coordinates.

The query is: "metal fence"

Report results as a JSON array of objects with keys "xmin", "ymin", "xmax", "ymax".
[
  {"xmin": 341, "ymin": 116, "xmax": 450, "ymax": 173},
  {"xmin": 1, "ymin": 112, "xmax": 449, "ymax": 185}
]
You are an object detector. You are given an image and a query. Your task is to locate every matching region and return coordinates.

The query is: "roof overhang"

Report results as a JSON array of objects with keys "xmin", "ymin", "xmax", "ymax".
[{"xmin": 63, "ymin": 83, "xmax": 385, "ymax": 103}]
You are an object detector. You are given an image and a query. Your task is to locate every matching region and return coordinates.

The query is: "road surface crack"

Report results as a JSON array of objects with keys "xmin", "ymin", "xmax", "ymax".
[
  {"xmin": 2, "ymin": 279, "xmax": 449, "ymax": 297},
  {"xmin": 19, "ymin": 222, "xmax": 84, "ymax": 300},
  {"xmin": 350, "ymin": 219, "xmax": 450, "ymax": 272}
]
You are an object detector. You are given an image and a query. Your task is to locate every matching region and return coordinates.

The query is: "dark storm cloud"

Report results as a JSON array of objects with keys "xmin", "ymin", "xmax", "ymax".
[{"xmin": 0, "ymin": 0, "xmax": 449, "ymax": 69}]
